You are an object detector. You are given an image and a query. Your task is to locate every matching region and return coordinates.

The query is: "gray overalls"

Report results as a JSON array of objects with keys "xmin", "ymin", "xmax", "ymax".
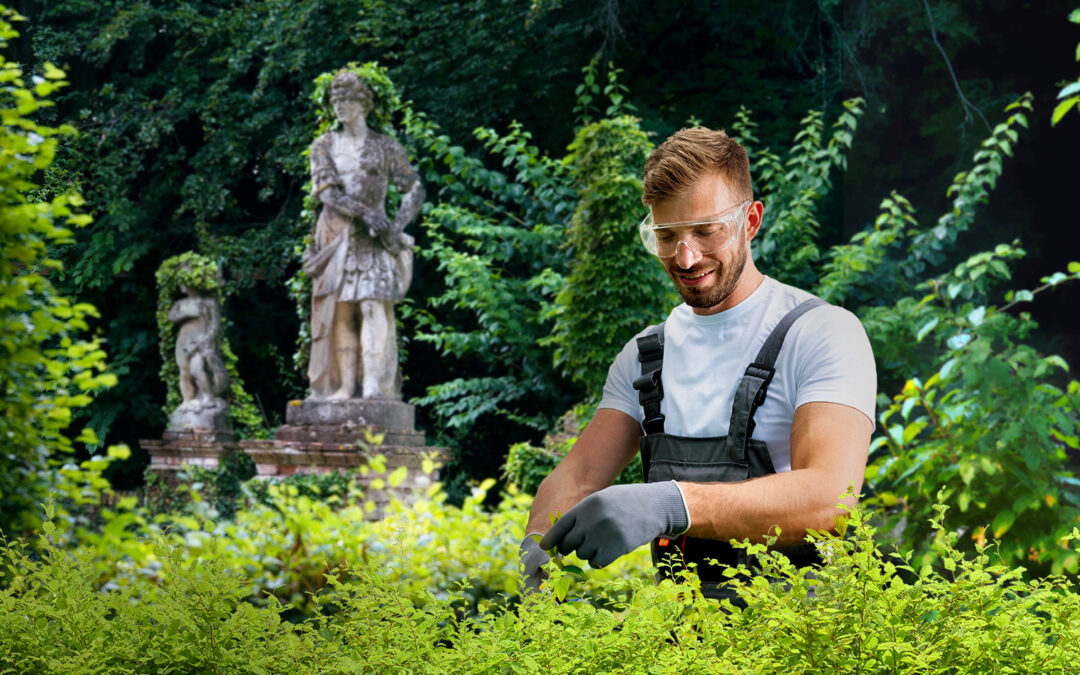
[{"xmin": 632, "ymin": 298, "xmax": 825, "ymax": 602}]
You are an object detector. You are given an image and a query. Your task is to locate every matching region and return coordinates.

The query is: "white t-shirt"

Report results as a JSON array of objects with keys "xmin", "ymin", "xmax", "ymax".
[{"xmin": 599, "ymin": 276, "xmax": 876, "ymax": 473}]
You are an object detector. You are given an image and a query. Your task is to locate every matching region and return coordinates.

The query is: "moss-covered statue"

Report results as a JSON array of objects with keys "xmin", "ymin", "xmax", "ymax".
[
  {"xmin": 167, "ymin": 278, "xmax": 231, "ymax": 432},
  {"xmin": 304, "ymin": 71, "xmax": 424, "ymax": 401}
]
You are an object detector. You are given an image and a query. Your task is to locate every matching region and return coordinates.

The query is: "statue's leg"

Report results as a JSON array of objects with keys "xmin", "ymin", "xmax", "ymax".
[
  {"xmin": 178, "ymin": 361, "xmax": 196, "ymax": 403},
  {"xmin": 382, "ymin": 301, "xmax": 400, "ymax": 400},
  {"xmin": 330, "ymin": 301, "xmax": 358, "ymax": 400},
  {"xmin": 359, "ymin": 299, "xmax": 390, "ymax": 399},
  {"xmin": 190, "ymin": 352, "xmax": 210, "ymax": 402}
]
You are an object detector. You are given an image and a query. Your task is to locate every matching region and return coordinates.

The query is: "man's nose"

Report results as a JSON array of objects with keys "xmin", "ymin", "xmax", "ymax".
[{"xmin": 674, "ymin": 240, "xmax": 700, "ymax": 269}]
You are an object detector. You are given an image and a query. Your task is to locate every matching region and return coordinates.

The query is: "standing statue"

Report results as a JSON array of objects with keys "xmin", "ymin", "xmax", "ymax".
[
  {"xmin": 304, "ymin": 71, "xmax": 425, "ymax": 401},
  {"xmin": 167, "ymin": 281, "xmax": 231, "ymax": 432}
]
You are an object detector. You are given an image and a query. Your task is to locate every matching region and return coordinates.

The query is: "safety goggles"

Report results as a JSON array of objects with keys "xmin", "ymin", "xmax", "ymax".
[{"xmin": 639, "ymin": 199, "xmax": 751, "ymax": 259}]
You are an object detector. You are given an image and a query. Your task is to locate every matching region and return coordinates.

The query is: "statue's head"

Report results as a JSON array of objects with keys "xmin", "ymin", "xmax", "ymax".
[{"xmin": 330, "ymin": 71, "xmax": 375, "ymax": 120}]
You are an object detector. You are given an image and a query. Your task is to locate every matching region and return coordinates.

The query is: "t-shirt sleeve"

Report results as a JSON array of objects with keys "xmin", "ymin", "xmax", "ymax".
[
  {"xmin": 597, "ymin": 336, "xmax": 644, "ymax": 423},
  {"xmin": 790, "ymin": 306, "xmax": 877, "ymax": 429}
]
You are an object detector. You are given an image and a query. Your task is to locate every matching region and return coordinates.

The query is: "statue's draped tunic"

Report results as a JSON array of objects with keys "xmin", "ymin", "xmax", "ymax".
[{"xmin": 304, "ymin": 130, "xmax": 422, "ymax": 395}]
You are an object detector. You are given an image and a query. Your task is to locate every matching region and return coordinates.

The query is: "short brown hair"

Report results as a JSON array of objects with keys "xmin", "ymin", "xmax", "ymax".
[{"xmin": 642, "ymin": 127, "xmax": 753, "ymax": 206}]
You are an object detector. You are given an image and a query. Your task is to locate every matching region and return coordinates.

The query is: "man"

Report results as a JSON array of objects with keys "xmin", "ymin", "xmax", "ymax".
[{"xmin": 521, "ymin": 127, "xmax": 876, "ymax": 601}]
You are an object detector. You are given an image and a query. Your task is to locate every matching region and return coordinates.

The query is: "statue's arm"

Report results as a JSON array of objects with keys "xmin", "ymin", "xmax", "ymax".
[
  {"xmin": 319, "ymin": 186, "xmax": 370, "ymax": 221},
  {"xmin": 310, "ymin": 134, "xmax": 375, "ymax": 223},
  {"xmin": 168, "ymin": 299, "xmax": 201, "ymax": 322},
  {"xmin": 388, "ymin": 141, "xmax": 425, "ymax": 233}
]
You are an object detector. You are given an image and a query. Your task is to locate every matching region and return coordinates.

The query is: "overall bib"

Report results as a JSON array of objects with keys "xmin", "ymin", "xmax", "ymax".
[{"xmin": 632, "ymin": 298, "xmax": 825, "ymax": 603}]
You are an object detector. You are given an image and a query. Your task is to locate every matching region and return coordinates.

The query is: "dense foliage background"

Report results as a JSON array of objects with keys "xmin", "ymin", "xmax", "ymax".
[{"xmin": 0, "ymin": 0, "xmax": 1076, "ymax": 553}]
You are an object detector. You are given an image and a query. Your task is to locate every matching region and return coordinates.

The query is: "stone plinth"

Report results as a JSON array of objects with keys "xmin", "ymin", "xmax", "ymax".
[
  {"xmin": 256, "ymin": 397, "xmax": 448, "ymax": 518},
  {"xmin": 285, "ymin": 398, "xmax": 416, "ymax": 430},
  {"xmin": 142, "ymin": 398, "xmax": 450, "ymax": 519},
  {"xmin": 141, "ymin": 431, "xmax": 240, "ymax": 487},
  {"xmin": 240, "ymin": 440, "xmax": 449, "ymax": 518}
]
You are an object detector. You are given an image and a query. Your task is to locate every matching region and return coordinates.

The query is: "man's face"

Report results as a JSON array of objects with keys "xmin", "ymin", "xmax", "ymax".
[{"xmin": 650, "ymin": 173, "xmax": 751, "ymax": 311}]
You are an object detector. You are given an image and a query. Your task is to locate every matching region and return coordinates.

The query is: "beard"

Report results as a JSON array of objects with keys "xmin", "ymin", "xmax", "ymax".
[{"xmin": 665, "ymin": 242, "xmax": 748, "ymax": 309}]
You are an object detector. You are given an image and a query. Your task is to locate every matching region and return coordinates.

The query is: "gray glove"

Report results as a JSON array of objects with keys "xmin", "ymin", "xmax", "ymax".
[
  {"xmin": 519, "ymin": 533, "xmax": 550, "ymax": 595},
  {"xmin": 539, "ymin": 482, "xmax": 688, "ymax": 569}
]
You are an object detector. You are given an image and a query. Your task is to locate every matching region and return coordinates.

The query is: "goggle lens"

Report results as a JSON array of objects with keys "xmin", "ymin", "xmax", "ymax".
[{"xmin": 639, "ymin": 200, "xmax": 750, "ymax": 258}]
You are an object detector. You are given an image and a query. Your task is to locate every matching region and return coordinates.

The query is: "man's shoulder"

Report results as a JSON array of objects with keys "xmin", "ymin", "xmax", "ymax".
[{"xmin": 764, "ymin": 278, "xmax": 859, "ymax": 328}]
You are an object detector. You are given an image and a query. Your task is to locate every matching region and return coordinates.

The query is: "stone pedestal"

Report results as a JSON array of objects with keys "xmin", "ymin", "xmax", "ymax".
[
  {"xmin": 140, "ymin": 430, "xmax": 240, "ymax": 488},
  {"xmin": 142, "ymin": 398, "xmax": 449, "ymax": 519},
  {"xmin": 247, "ymin": 397, "xmax": 449, "ymax": 517},
  {"xmin": 167, "ymin": 398, "xmax": 231, "ymax": 436}
]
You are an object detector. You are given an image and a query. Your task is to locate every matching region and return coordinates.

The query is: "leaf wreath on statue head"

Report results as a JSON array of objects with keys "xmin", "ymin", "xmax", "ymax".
[{"xmin": 311, "ymin": 61, "xmax": 402, "ymax": 136}]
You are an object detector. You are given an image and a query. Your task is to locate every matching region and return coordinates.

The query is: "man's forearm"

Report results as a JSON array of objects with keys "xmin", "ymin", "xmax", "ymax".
[
  {"xmin": 526, "ymin": 466, "xmax": 594, "ymax": 535},
  {"xmin": 680, "ymin": 401, "xmax": 872, "ymax": 548},
  {"xmin": 679, "ymin": 468, "xmax": 857, "ymax": 547},
  {"xmin": 523, "ymin": 409, "xmax": 644, "ymax": 535}
]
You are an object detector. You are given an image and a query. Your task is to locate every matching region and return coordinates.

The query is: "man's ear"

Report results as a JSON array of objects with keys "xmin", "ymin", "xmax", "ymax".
[{"xmin": 745, "ymin": 201, "xmax": 764, "ymax": 241}]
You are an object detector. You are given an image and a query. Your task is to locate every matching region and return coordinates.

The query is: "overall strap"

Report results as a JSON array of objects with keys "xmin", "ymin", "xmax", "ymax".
[
  {"xmin": 726, "ymin": 298, "xmax": 826, "ymax": 460},
  {"xmin": 632, "ymin": 323, "xmax": 666, "ymax": 436}
]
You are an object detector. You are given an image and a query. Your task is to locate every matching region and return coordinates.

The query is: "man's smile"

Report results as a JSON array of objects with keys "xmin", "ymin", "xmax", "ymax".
[{"xmin": 676, "ymin": 268, "xmax": 714, "ymax": 286}]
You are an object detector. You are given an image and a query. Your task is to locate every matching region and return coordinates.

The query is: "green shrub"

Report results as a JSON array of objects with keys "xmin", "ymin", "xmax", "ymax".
[
  {"xmin": 0, "ymin": 6, "xmax": 116, "ymax": 535},
  {"xmin": 59, "ymin": 460, "xmax": 652, "ymax": 615},
  {"xmin": 546, "ymin": 115, "xmax": 677, "ymax": 394},
  {"xmin": 7, "ymin": 493, "xmax": 1080, "ymax": 673}
]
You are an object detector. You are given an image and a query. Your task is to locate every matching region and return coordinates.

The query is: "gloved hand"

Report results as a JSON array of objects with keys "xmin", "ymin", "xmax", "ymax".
[
  {"xmin": 539, "ymin": 481, "xmax": 689, "ymax": 569},
  {"xmin": 519, "ymin": 533, "xmax": 550, "ymax": 595}
]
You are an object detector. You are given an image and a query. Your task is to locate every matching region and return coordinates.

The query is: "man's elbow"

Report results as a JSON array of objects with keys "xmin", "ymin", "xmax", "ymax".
[{"xmin": 807, "ymin": 491, "xmax": 859, "ymax": 535}]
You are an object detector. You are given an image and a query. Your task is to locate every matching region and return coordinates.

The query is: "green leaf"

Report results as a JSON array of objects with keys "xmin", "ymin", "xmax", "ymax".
[
  {"xmin": 939, "ymin": 358, "xmax": 958, "ymax": 380},
  {"xmin": 967, "ymin": 306, "xmax": 986, "ymax": 327},
  {"xmin": 916, "ymin": 318, "xmax": 939, "ymax": 342},
  {"xmin": 552, "ymin": 576, "xmax": 570, "ymax": 602},
  {"xmin": 1058, "ymin": 81, "xmax": 1080, "ymax": 99},
  {"xmin": 1052, "ymin": 97, "xmax": 1079, "ymax": 126},
  {"xmin": 992, "ymin": 509, "xmax": 1016, "ymax": 538},
  {"xmin": 42, "ymin": 62, "xmax": 66, "ymax": 80}
]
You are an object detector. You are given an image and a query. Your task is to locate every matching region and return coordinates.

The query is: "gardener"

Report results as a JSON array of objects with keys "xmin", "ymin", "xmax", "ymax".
[{"xmin": 520, "ymin": 127, "xmax": 876, "ymax": 602}]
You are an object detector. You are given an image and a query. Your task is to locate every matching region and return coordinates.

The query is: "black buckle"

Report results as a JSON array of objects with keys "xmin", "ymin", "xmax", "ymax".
[
  {"xmin": 637, "ymin": 334, "xmax": 663, "ymax": 363},
  {"xmin": 633, "ymin": 370, "xmax": 662, "ymax": 394},
  {"xmin": 745, "ymin": 363, "xmax": 775, "ymax": 406},
  {"xmin": 642, "ymin": 414, "xmax": 666, "ymax": 435}
]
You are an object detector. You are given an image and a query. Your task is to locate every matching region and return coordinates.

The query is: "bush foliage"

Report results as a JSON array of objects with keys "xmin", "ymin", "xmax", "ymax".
[
  {"xmin": 0, "ymin": 8, "xmax": 117, "ymax": 534},
  {"xmin": 7, "ymin": 474, "xmax": 1080, "ymax": 673}
]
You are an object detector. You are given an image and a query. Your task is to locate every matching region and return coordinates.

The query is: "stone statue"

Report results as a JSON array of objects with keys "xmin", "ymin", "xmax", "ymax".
[
  {"xmin": 304, "ymin": 70, "xmax": 425, "ymax": 401},
  {"xmin": 167, "ymin": 280, "xmax": 231, "ymax": 433}
]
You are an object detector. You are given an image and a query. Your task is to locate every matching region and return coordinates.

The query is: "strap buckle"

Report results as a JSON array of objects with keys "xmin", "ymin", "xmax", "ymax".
[
  {"xmin": 745, "ymin": 363, "xmax": 775, "ymax": 406},
  {"xmin": 637, "ymin": 338, "xmax": 663, "ymax": 363},
  {"xmin": 633, "ymin": 369, "xmax": 663, "ymax": 397},
  {"xmin": 642, "ymin": 413, "xmax": 666, "ymax": 435}
]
